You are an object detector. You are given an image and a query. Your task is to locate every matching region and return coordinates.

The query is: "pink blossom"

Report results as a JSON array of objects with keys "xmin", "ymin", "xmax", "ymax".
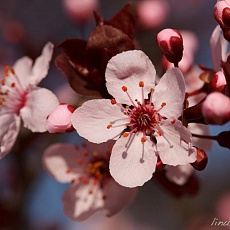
[
  {"xmin": 63, "ymin": 0, "xmax": 98, "ymax": 23},
  {"xmin": 0, "ymin": 43, "xmax": 59, "ymax": 159},
  {"xmin": 71, "ymin": 50, "xmax": 197, "ymax": 188},
  {"xmin": 46, "ymin": 103, "xmax": 75, "ymax": 133},
  {"xmin": 136, "ymin": 0, "xmax": 169, "ymax": 29},
  {"xmin": 202, "ymin": 92, "xmax": 230, "ymax": 124},
  {"xmin": 42, "ymin": 141, "xmax": 137, "ymax": 221}
]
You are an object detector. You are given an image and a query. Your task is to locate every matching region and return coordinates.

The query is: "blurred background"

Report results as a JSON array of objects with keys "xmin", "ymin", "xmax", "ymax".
[{"xmin": 0, "ymin": 0, "xmax": 230, "ymax": 229}]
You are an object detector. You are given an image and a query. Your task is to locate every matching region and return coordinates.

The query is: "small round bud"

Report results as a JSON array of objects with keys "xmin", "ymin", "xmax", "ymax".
[
  {"xmin": 46, "ymin": 103, "xmax": 75, "ymax": 133},
  {"xmin": 156, "ymin": 28, "xmax": 183, "ymax": 64},
  {"xmin": 191, "ymin": 147, "xmax": 208, "ymax": 171},
  {"xmin": 202, "ymin": 92, "xmax": 230, "ymax": 125},
  {"xmin": 217, "ymin": 131, "xmax": 230, "ymax": 149}
]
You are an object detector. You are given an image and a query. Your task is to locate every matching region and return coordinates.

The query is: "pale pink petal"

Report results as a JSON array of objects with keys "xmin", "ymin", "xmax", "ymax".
[
  {"xmin": 103, "ymin": 179, "xmax": 138, "ymax": 216},
  {"xmin": 157, "ymin": 120, "xmax": 197, "ymax": 165},
  {"xmin": 30, "ymin": 42, "xmax": 54, "ymax": 85},
  {"xmin": 20, "ymin": 87, "xmax": 59, "ymax": 132},
  {"xmin": 42, "ymin": 143, "xmax": 86, "ymax": 183},
  {"xmin": 0, "ymin": 113, "xmax": 20, "ymax": 159},
  {"xmin": 152, "ymin": 68, "xmax": 185, "ymax": 119},
  {"xmin": 210, "ymin": 26, "xmax": 228, "ymax": 71},
  {"xmin": 109, "ymin": 134, "xmax": 157, "ymax": 188},
  {"xmin": 105, "ymin": 50, "xmax": 156, "ymax": 105},
  {"xmin": 188, "ymin": 123, "xmax": 212, "ymax": 151},
  {"xmin": 13, "ymin": 57, "xmax": 33, "ymax": 89},
  {"xmin": 165, "ymin": 164, "xmax": 193, "ymax": 186},
  {"xmin": 71, "ymin": 99, "xmax": 127, "ymax": 144},
  {"xmin": 62, "ymin": 183, "xmax": 104, "ymax": 221}
]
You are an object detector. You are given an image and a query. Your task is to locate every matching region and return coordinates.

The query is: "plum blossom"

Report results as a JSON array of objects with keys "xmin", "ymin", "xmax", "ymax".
[
  {"xmin": 42, "ymin": 141, "xmax": 137, "ymax": 221},
  {"xmin": 0, "ymin": 43, "xmax": 59, "ymax": 159},
  {"xmin": 72, "ymin": 50, "xmax": 197, "ymax": 188}
]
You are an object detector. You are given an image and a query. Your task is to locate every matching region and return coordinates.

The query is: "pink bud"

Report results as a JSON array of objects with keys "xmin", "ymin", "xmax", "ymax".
[
  {"xmin": 209, "ymin": 71, "xmax": 227, "ymax": 91},
  {"xmin": 202, "ymin": 92, "xmax": 230, "ymax": 124},
  {"xmin": 136, "ymin": 0, "xmax": 169, "ymax": 29},
  {"xmin": 63, "ymin": 0, "xmax": 98, "ymax": 23},
  {"xmin": 46, "ymin": 103, "xmax": 75, "ymax": 133},
  {"xmin": 214, "ymin": 0, "xmax": 230, "ymax": 41},
  {"xmin": 156, "ymin": 28, "xmax": 183, "ymax": 65}
]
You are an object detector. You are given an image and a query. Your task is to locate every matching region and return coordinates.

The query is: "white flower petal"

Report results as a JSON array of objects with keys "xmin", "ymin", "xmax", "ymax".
[
  {"xmin": 157, "ymin": 120, "xmax": 197, "ymax": 166},
  {"xmin": 152, "ymin": 67, "xmax": 186, "ymax": 119},
  {"xmin": 71, "ymin": 99, "xmax": 128, "ymax": 143},
  {"xmin": 62, "ymin": 183, "xmax": 104, "ymax": 221},
  {"xmin": 106, "ymin": 50, "xmax": 156, "ymax": 104},
  {"xmin": 165, "ymin": 164, "xmax": 193, "ymax": 186},
  {"xmin": 13, "ymin": 57, "xmax": 33, "ymax": 89},
  {"xmin": 42, "ymin": 143, "xmax": 87, "ymax": 183},
  {"xmin": 0, "ymin": 113, "xmax": 20, "ymax": 159},
  {"xmin": 20, "ymin": 87, "xmax": 59, "ymax": 132},
  {"xmin": 30, "ymin": 42, "xmax": 54, "ymax": 85},
  {"xmin": 109, "ymin": 134, "xmax": 157, "ymax": 188}
]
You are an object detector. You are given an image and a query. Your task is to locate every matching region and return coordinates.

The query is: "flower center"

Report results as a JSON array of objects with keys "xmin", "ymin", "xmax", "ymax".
[
  {"xmin": 108, "ymin": 81, "xmax": 168, "ymax": 143},
  {"xmin": 0, "ymin": 65, "xmax": 26, "ymax": 114},
  {"xmin": 86, "ymin": 160, "xmax": 109, "ymax": 180}
]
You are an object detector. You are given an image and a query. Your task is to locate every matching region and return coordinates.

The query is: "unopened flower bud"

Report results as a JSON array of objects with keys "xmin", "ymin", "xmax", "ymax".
[
  {"xmin": 156, "ymin": 28, "xmax": 183, "ymax": 65},
  {"xmin": 191, "ymin": 147, "xmax": 208, "ymax": 171},
  {"xmin": 63, "ymin": 0, "xmax": 98, "ymax": 23},
  {"xmin": 46, "ymin": 103, "xmax": 75, "ymax": 133},
  {"xmin": 209, "ymin": 71, "xmax": 227, "ymax": 92},
  {"xmin": 202, "ymin": 92, "xmax": 230, "ymax": 124},
  {"xmin": 136, "ymin": 0, "xmax": 169, "ymax": 29},
  {"xmin": 214, "ymin": 0, "xmax": 230, "ymax": 41}
]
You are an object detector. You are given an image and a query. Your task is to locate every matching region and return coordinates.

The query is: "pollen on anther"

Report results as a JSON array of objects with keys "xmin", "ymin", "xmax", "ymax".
[
  {"xmin": 139, "ymin": 81, "xmax": 144, "ymax": 87},
  {"xmin": 123, "ymin": 132, "xmax": 129, "ymax": 137},
  {"xmin": 150, "ymin": 88, "xmax": 154, "ymax": 92},
  {"xmin": 110, "ymin": 99, "xmax": 117, "ymax": 105},
  {"xmin": 161, "ymin": 102, "xmax": 166, "ymax": 107},
  {"xmin": 82, "ymin": 151, "xmax": 88, "ymax": 157},
  {"xmin": 11, "ymin": 82, "xmax": 16, "ymax": 88},
  {"xmin": 10, "ymin": 68, "xmax": 15, "ymax": 75},
  {"xmin": 141, "ymin": 137, "xmax": 146, "ymax": 142},
  {"xmin": 107, "ymin": 124, "xmax": 112, "ymax": 129},
  {"xmin": 157, "ymin": 131, "xmax": 162, "ymax": 136},
  {"xmin": 77, "ymin": 158, "xmax": 83, "ymax": 164},
  {"xmin": 66, "ymin": 169, "xmax": 72, "ymax": 174},
  {"xmin": 122, "ymin": 86, "xmax": 127, "ymax": 92}
]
